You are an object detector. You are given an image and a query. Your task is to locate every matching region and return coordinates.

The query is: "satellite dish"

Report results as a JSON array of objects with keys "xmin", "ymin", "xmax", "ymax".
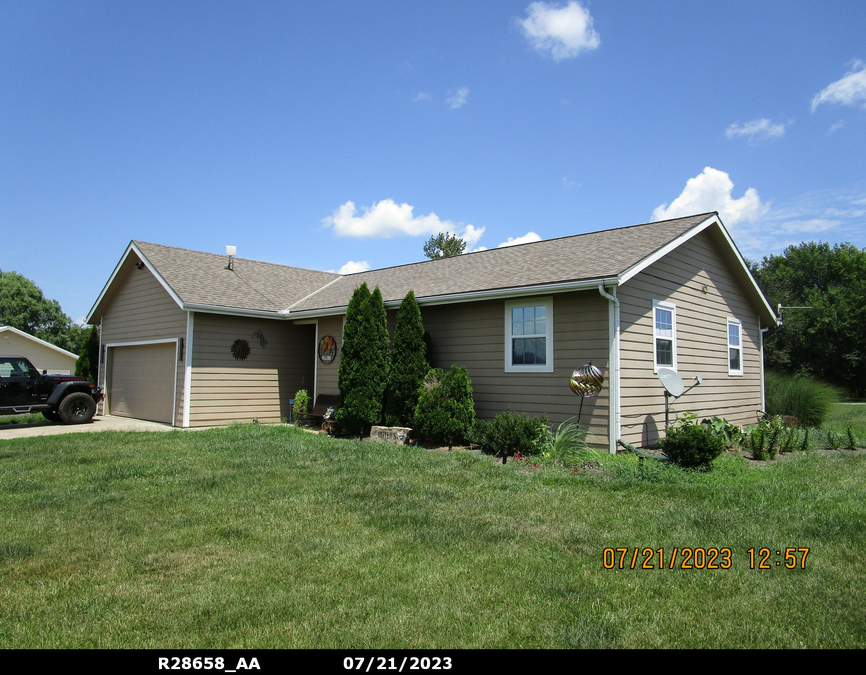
[{"xmin": 657, "ymin": 367, "xmax": 684, "ymax": 398}]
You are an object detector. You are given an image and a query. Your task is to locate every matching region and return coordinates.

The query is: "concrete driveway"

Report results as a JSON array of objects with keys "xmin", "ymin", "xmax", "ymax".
[{"xmin": 0, "ymin": 414, "xmax": 174, "ymax": 440}]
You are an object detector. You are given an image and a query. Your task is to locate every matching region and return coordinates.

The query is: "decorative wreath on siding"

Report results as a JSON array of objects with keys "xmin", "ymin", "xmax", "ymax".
[
  {"xmin": 318, "ymin": 335, "xmax": 337, "ymax": 363},
  {"xmin": 231, "ymin": 339, "xmax": 251, "ymax": 361}
]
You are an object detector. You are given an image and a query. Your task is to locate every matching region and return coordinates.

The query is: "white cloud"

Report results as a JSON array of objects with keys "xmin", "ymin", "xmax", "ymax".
[
  {"xmin": 811, "ymin": 60, "xmax": 866, "ymax": 112},
  {"xmin": 518, "ymin": 1, "xmax": 600, "ymax": 61},
  {"xmin": 828, "ymin": 119, "xmax": 845, "ymax": 134},
  {"xmin": 652, "ymin": 167, "xmax": 766, "ymax": 226},
  {"xmin": 725, "ymin": 118, "xmax": 786, "ymax": 141},
  {"xmin": 446, "ymin": 87, "xmax": 469, "ymax": 110},
  {"xmin": 322, "ymin": 199, "xmax": 485, "ymax": 245},
  {"xmin": 498, "ymin": 232, "xmax": 542, "ymax": 248},
  {"xmin": 329, "ymin": 261, "xmax": 371, "ymax": 275},
  {"xmin": 779, "ymin": 219, "xmax": 842, "ymax": 234},
  {"xmin": 413, "ymin": 92, "xmax": 431, "ymax": 102}
]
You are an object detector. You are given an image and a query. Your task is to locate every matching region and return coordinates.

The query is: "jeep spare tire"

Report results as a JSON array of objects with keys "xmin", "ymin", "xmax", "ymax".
[{"xmin": 58, "ymin": 392, "xmax": 97, "ymax": 424}]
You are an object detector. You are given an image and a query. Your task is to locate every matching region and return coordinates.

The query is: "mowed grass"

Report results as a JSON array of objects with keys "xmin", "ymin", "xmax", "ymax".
[{"xmin": 1, "ymin": 425, "xmax": 864, "ymax": 649}]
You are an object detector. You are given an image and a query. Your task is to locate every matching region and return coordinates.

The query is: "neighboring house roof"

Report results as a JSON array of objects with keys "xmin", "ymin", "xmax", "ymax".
[
  {"xmin": 87, "ymin": 213, "xmax": 777, "ymax": 325},
  {"xmin": 0, "ymin": 326, "xmax": 79, "ymax": 359}
]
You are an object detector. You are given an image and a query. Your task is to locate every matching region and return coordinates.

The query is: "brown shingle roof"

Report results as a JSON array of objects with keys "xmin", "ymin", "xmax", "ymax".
[
  {"xmin": 133, "ymin": 241, "xmax": 339, "ymax": 312},
  {"xmin": 289, "ymin": 214, "xmax": 715, "ymax": 312},
  {"xmin": 131, "ymin": 213, "xmax": 716, "ymax": 315}
]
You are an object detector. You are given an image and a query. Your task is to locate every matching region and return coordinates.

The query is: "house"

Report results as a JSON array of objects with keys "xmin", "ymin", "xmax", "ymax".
[
  {"xmin": 0, "ymin": 326, "xmax": 79, "ymax": 375},
  {"xmin": 86, "ymin": 212, "xmax": 777, "ymax": 451}
]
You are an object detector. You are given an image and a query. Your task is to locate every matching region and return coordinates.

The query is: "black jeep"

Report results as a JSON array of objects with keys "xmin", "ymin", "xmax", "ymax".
[{"xmin": 0, "ymin": 356, "xmax": 104, "ymax": 424}]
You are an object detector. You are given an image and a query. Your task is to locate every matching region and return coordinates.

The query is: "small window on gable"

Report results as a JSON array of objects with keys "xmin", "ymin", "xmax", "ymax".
[
  {"xmin": 505, "ymin": 298, "xmax": 554, "ymax": 373},
  {"xmin": 653, "ymin": 300, "xmax": 677, "ymax": 372},
  {"xmin": 727, "ymin": 318, "xmax": 743, "ymax": 375}
]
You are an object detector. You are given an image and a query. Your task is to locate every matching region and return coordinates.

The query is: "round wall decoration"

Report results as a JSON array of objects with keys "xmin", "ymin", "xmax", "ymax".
[
  {"xmin": 231, "ymin": 338, "xmax": 251, "ymax": 361},
  {"xmin": 318, "ymin": 335, "xmax": 337, "ymax": 363}
]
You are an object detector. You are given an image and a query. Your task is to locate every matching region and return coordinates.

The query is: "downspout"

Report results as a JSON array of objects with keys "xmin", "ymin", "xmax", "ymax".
[
  {"xmin": 598, "ymin": 285, "xmax": 621, "ymax": 454},
  {"xmin": 760, "ymin": 321, "xmax": 769, "ymax": 412}
]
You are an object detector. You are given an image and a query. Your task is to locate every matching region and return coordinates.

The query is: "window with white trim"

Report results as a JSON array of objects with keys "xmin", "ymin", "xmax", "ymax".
[
  {"xmin": 727, "ymin": 318, "xmax": 743, "ymax": 375},
  {"xmin": 505, "ymin": 298, "xmax": 554, "ymax": 373},
  {"xmin": 652, "ymin": 300, "xmax": 677, "ymax": 371}
]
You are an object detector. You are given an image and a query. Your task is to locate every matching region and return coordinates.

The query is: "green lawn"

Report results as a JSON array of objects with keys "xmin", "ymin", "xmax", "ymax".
[{"xmin": 1, "ymin": 424, "xmax": 864, "ymax": 648}]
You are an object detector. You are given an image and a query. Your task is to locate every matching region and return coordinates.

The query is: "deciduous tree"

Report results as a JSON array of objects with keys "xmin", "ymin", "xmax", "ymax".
[
  {"xmin": 0, "ymin": 270, "xmax": 86, "ymax": 353},
  {"xmin": 752, "ymin": 241, "xmax": 866, "ymax": 396},
  {"xmin": 423, "ymin": 232, "xmax": 466, "ymax": 260}
]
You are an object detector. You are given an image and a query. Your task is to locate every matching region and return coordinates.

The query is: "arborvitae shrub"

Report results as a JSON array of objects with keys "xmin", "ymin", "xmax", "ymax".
[
  {"xmin": 384, "ymin": 291, "xmax": 429, "ymax": 427},
  {"xmin": 413, "ymin": 366, "xmax": 476, "ymax": 442},
  {"xmin": 336, "ymin": 283, "xmax": 389, "ymax": 434}
]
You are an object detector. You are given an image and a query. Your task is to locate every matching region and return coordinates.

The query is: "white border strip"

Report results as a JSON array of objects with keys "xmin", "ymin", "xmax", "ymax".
[{"xmin": 183, "ymin": 312, "xmax": 194, "ymax": 428}]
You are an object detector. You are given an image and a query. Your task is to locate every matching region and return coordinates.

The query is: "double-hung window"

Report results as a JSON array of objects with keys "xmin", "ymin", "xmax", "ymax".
[
  {"xmin": 652, "ymin": 300, "xmax": 677, "ymax": 371},
  {"xmin": 505, "ymin": 298, "xmax": 554, "ymax": 373},
  {"xmin": 727, "ymin": 318, "xmax": 743, "ymax": 375}
]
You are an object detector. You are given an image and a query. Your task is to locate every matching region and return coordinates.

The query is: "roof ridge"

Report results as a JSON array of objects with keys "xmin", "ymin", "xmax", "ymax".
[{"xmin": 132, "ymin": 240, "xmax": 339, "ymax": 277}]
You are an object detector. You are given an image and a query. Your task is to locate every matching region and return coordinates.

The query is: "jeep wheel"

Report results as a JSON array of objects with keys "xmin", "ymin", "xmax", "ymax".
[
  {"xmin": 58, "ymin": 392, "xmax": 96, "ymax": 424},
  {"xmin": 42, "ymin": 410, "xmax": 62, "ymax": 423}
]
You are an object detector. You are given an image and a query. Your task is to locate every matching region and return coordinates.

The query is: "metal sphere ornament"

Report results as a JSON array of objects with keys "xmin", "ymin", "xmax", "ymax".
[
  {"xmin": 569, "ymin": 361, "xmax": 604, "ymax": 424},
  {"xmin": 570, "ymin": 362, "xmax": 604, "ymax": 398}
]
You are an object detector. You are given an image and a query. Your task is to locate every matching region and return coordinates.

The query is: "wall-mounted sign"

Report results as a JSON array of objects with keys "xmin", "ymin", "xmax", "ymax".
[
  {"xmin": 318, "ymin": 335, "xmax": 337, "ymax": 363},
  {"xmin": 231, "ymin": 338, "xmax": 251, "ymax": 361}
]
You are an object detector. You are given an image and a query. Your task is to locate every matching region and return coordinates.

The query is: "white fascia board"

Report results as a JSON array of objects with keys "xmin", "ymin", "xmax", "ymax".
[
  {"xmin": 86, "ymin": 244, "xmax": 135, "ymax": 324},
  {"xmin": 280, "ymin": 277, "xmax": 619, "ymax": 320},
  {"xmin": 130, "ymin": 242, "xmax": 185, "ymax": 310},
  {"xmin": 617, "ymin": 214, "xmax": 778, "ymax": 326},
  {"xmin": 86, "ymin": 242, "xmax": 184, "ymax": 323},
  {"xmin": 713, "ymin": 221, "xmax": 778, "ymax": 325},
  {"xmin": 0, "ymin": 326, "xmax": 79, "ymax": 359},
  {"xmin": 618, "ymin": 214, "xmax": 718, "ymax": 285}
]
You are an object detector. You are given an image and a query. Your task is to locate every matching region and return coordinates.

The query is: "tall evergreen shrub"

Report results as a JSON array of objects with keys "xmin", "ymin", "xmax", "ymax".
[
  {"xmin": 384, "ymin": 291, "xmax": 429, "ymax": 427},
  {"xmin": 336, "ymin": 283, "xmax": 389, "ymax": 434},
  {"xmin": 74, "ymin": 325, "xmax": 100, "ymax": 384}
]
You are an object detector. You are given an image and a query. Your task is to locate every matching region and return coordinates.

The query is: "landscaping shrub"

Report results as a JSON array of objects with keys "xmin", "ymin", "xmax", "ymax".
[
  {"xmin": 700, "ymin": 416, "xmax": 742, "ymax": 448},
  {"xmin": 293, "ymin": 389, "xmax": 310, "ymax": 423},
  {"xmin": 765, "ymin": 371, "xmax": 838, "ymax": 427},
  {"xmin": 413, "ymin": 366, "xmax": 476, "ymax": 442},
  {"xmin": 337, "ymin": 284, "xmax": 389, "ymax": 434},
  {"xmin": 384, "ymin": 291, "xmax": 429, "ymax": 427},
  {"xmin": 471, "ymin": 409, "xmax": 552, "ymax": 457},
  {"xmin": 659, "ymin": 420, "xmax": 725, "ymax": 470}
]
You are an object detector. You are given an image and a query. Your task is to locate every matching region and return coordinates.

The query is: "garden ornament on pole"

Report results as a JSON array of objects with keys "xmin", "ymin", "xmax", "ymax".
[{"xmin": 569, "ymin": 361, "xmax": 604, "ymax": 424}]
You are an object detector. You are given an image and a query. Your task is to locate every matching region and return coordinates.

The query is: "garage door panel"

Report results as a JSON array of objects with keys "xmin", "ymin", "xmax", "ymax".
[{"xmin": 109, "ymin": 343, "xmax": 176, "ymax": 424}]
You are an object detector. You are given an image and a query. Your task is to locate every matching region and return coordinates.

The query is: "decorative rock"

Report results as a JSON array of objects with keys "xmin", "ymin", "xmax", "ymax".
[{"xmin": 370, "ymin": 426, "xmax": 412, "ymax": 446}]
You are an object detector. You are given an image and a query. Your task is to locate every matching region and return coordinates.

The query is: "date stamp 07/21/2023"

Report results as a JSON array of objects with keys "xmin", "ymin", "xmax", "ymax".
[{"xmin": 602, "ymin": 547, "xmax": 810, "ymax": 570}]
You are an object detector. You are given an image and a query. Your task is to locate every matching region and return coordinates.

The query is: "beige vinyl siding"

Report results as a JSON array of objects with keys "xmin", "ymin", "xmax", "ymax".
[
  {"xmin": 0, "ymin": 331, "xmax": 77, "ymax": 374},
  {"xmin": 94, "ymin": 254, "xmax": 187, "ymax": 425},
  {"xmin": 189, "ymin": 313, "xmax": 314, "ymax": 426},
  {"xmin": 618, "ymin": 228, "xmax": 762, "ymax": 447},
  {"xmin": 314, "ymin": 315, "xmax": 343, "ymax": 399},
  {"xmin": 421, "ymin": 291, "xmax": 610, "ymax": 448}
]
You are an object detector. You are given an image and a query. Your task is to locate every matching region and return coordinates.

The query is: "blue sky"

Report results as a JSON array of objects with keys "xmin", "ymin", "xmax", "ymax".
[{"xmin": 2, "ymin": 1, "xmax": 864, "ymax": 324}]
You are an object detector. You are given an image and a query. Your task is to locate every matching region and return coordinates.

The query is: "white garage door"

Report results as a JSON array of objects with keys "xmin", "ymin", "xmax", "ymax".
[{"xmin": 108, "ymin": 342, "xmax": 176, "ymax": 424}]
